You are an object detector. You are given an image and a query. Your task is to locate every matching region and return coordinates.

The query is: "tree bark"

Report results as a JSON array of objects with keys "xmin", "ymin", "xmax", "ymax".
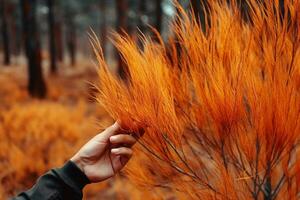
[
  {"xmin": 55, "ymin": 20, "xmax": 63, "ymax": 62},
  {"xmin": 99, "ymin": 0, "xmax": 107, "ymax": 57},
  {"xmin": 138, "ymin": 0, "xmax": 147, "ymax": 33},
  {"xmin": 155, "ymin": 0, "xmax": 162, "ymax": 33},
  {"xmin": 67, "ymin": 25, "xmax": 76, "ymax": 66},
  {"xmin": 65, "ymin": 9, "xmax": 77, "ymax": 66},
  {"xmin": 10, "ymin": 3, "xmax": 22, "ymax": 56},
  {"xmin": 0, "ymin": 0, "xmax": 10, "ymax": 65},
  {"xmin": 137, "ymin": 0, "xmax": 147, "ymax": 48},
  {"xmin": 116, "ymin": 0, "xmax": 128, "ymax": 80},
  {"xmin": 21, "ymin": 0, "xmax": 47, "ymax": 98},
  {"xmin": 47, "ymin": 0, "xmax": 57, "ymax": 74}
]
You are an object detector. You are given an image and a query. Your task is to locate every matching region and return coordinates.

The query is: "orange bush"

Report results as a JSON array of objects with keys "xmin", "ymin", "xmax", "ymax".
[
  {"xmin": 0, "ymin": 101, "xmax": 95, "ymax": 198},
  {"xmin": 0, "ymin": 71, "xmax": 28, "ymax": 108},
  {"xmin": 96, "ymin": 0, "xmax": 300, "ymax": 199}
]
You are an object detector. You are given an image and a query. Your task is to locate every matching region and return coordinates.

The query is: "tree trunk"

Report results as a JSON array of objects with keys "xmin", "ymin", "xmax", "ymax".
[
  {"xmin": 155, "ymin": 0, "xmax": 162, "ymax": 33},
  {"xmin": 67, "ymin": 26, "xmax": 76, "ymax": 66},
  {"xmin": 0, "ymin": 0, "xmax": 10, "ymax": 65},
  {"xmin": 55, "ymin": 20, "xmax": 63, "ymax": 62},
  {"xmin": 138, "ymin": 0, "xmax": 147, "ymax": 33},
  {"xmin": 10, "ymin": 3, "xmax": 22, "ymax": 56},
  {"xmin": 99, "ymin": 0, "xmax": 107, "ymax": 57},
  {"xmin": 66, "ymin": 21, "xmax": 76, "ymax": 66},
  {"xmin": 116, "ymin": 0, "xmax": 128, "ymax": 80},
  {"xmin": 21, "ymin": 0, "xmax": 47, "ymax": 98},
  {"xmin": 47, "ymin": 0, "xmax": 57, "ymax": 74},
  {"xmin": 137, "ymin": 0, "xmax": 147, "ymax": 48}
]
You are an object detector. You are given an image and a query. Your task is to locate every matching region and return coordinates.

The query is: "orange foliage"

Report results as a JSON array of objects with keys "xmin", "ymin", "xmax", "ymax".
[
  {"xmin": 0, "ymin": 71, "xmax": 28, "ymax": 108},
  {"xmin": 95, "ymin": 0, "xmax": 300, "ymax": 199},
  {"xmin": 0, "ymin": 101, "xmax": 96, "ymax": 199},
  {"xmin": 0, "ymin": 64, "xmax": 142, "ymax": 200}
]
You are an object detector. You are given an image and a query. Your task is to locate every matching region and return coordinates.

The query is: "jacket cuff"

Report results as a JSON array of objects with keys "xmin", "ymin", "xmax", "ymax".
[{"xmin": 56, "ymin": 160, "xmax": 90, "ymax": 191}]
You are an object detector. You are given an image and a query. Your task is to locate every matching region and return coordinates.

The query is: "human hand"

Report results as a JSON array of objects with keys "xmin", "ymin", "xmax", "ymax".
[{"xmin": 71, "ymin": 122, "xmax": 138, "ymax": 183}]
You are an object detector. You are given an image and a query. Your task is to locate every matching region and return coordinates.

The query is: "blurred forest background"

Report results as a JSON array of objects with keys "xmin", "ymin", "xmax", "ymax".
[
  {"xmin": 0, "ymin": 0, "xmax": 203, "ymax": 199},
  {"xmin": 0, "ymin": 0, "xmax": 184, "ymax": 98}
]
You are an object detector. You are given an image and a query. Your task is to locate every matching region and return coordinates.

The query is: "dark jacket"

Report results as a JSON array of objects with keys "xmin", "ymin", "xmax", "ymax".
[{"xmin": 12, "ymin": 161, "xmax": 90, "ymax": 200}]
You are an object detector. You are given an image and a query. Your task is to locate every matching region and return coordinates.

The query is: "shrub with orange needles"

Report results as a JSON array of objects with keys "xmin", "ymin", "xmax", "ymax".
[
  {"xmin": 0, "ymin": 102, "xmax": 96, "ymax": 198},
  {"xmin": 95, "ymin": 0, "xmax": 300, "ymax": 199}
]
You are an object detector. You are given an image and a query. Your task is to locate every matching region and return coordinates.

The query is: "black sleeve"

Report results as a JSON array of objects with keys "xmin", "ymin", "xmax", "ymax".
[{"xmin": 12, "ymin": 161, "xmax": 90, "ymax": 200}]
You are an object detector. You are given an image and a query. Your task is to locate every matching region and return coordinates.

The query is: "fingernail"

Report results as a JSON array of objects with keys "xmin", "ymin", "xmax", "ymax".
[
  {"xmin": 111, "ymin": 149, "xmax": 119, "ymax": 154},
  {"xmin": 110, "ymin": 136, "xmax": 117, "ymax": 142},
  {"xmin": 110, "ymin": 122, "xmax": 119, "ymax": 131},
  {"xmin": 114, "ymin": 121, "xmax": 120, "ymax": 127}
]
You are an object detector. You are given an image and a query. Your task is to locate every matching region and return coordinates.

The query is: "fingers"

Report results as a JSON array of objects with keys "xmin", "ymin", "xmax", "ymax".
[
  {"xmin": 111, "ymin": 147, "xmax": 133, "ymax": 169},
  {"xmin": 111, "ymin": 147, "xmax": 133, "ymax": 158},
  {"xmin": 110, "ymin": 134, "xmax": 136, "ymax": 147},
  {"xmin": 108, "ymin": 123, "xmax": 145, "ymax": 170},
  {"xmin": 110, "ymin": 133, "xmax": 136, "ymax": 168}
]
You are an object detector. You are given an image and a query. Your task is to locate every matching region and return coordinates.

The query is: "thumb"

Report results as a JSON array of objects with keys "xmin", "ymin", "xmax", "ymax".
[{"xmin": 99, "ymin": 121, "xmax": 120, "ymax": 140}]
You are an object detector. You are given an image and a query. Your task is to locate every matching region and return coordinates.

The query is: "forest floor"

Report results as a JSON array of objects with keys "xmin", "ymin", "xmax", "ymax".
[{"xmin": 0, "ymin": 58, "xmax": 147, "ymax": 200}]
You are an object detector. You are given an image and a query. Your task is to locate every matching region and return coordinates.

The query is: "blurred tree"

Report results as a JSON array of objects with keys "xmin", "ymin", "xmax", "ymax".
[
  {"xmin": 0, "ymin": 0, "xmax": 10, "ymax": 65},
  {"xmin": 64, "ymin": 2, "xmax": 77, "ymax": 67},
  {"xmin": 99, "ymin": 0, "xmax": 107, "ymax": 57},
  {"xmin": 155, "ymin": 0, "xmax": 162, "ymax": 33},
  {"xmin": 21, "ymin": 0, "xmax": 47, "ymax": 98},
  {"xmin": 138, "ymin": 0, "xmax": 147, "ymax": 34},
  {"xmin": 116, "ymin": 0, "xmax": 128, "ymax": 80},
  {"xmin": 53, "ymin": 1, "xmax": 64, "ymax": 62},
  {"xmin": 66, "ymin": 19, "xmax": 76, "ymax": 66},
  {"xmin": 137, "ymin": 0, "xmax": 148, "ymax": 48},
  {"xmin": 9, "ymin": 1, "xmax": 22, "ymax": 57},
  {"xmin": 55, "ymin": 19, "xmax": 64, "ymax": 62},
  {"xmin": 47, "ymin": 0, "xmax": 57, "ymax": 73}
]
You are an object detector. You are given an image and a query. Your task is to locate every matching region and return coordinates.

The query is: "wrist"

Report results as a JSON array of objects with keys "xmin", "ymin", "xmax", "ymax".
[{"xmin": 70, "ymin": 155, "xmax": 85, "ymax": 175}]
